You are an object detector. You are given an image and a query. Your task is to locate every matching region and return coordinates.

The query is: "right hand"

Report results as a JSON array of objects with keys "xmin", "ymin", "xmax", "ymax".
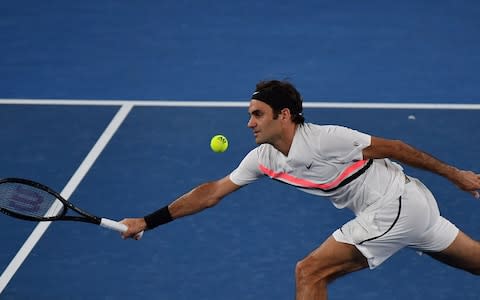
[
  {"xmin": 120, "ymin": 218, "xmax": 148, "ymax": 240},
  {"xmin": 450, "ymin": 169, "xmax": 480, "ymax": 199}
]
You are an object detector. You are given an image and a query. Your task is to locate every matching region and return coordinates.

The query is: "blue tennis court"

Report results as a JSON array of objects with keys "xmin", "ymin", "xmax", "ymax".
[{"xmin": 1, "ymin": 1, "xmax": 479, "ymax": 299}]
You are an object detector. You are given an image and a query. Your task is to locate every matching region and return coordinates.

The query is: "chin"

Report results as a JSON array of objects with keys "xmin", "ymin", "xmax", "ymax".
[{"xmin": 254, "ymin": 137, "xmax": 267, "ymax": 145}]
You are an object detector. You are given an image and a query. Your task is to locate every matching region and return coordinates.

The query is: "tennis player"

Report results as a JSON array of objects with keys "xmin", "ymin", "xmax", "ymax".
[{"xmin": 121, "ymin": 80, "xmax": 480, "ymax": 299}]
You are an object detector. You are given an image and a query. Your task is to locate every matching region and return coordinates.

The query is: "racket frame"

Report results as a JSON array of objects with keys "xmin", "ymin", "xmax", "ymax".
[
  {"xmin": 0, "ymin": 177, "xmax": 101, "ymax": 225},
  {"xmin": 0, "ymin": 177, "xmax": 143, "ymax": 238}
]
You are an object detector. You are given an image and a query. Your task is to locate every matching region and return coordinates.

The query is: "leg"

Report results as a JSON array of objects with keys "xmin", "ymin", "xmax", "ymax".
[
  {"xmin": 426, "ymin": 230, "xmax": 480, "ymax": 275},
  {"xmin": 295, "ymin": 236, "xmax": 369, "ymax": 300}
]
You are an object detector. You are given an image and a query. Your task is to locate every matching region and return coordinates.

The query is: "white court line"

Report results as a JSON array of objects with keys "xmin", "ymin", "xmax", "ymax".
[
  {"xmin": 0, "ymin": 103, "xmax": 133, "ymax": 294},
  {"xmin": 0, "ymin": 98, "xmax": 479, "ymax": 109}
]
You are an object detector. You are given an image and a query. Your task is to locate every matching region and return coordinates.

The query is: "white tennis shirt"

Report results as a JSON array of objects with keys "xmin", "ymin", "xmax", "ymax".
[{"xmin": 229, "ymin": 123, "xmax": 406, "ymax": 214}]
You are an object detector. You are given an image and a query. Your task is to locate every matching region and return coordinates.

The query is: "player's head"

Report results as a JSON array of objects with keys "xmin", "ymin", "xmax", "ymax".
[{"xmin": 251, "ymin": 80, "xmax": 305, "ymax": 125}]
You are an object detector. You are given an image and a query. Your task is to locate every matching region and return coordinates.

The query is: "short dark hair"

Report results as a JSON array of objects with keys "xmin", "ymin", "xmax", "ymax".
[{"xmin": 252, "ymin": 80, "xmax": 305, "ymax": 124}]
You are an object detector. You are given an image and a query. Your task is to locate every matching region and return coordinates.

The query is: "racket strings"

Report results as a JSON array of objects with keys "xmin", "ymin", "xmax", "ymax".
[{"xmin": 0, "ymin": 182, "xmax": 64, "ymax": 218}]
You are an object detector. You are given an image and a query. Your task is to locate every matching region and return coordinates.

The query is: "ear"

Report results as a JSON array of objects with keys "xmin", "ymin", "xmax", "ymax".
[{"xmin": 280, "ymin": 108, "xmax": 292, "ymax": 121}]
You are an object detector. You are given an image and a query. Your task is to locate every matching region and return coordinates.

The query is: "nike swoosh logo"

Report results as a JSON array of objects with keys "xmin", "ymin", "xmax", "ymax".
[{"xmin": 306, "ymin": 162, "xmax": 313, "ymax": 169}]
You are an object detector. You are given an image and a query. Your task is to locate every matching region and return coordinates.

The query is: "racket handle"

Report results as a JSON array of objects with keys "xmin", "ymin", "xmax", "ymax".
[{"xmin": 100, "ymin": 218, "xmax": 144, "ymax": 239}]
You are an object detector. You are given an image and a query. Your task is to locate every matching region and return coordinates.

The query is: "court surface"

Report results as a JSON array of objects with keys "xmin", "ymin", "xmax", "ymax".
[{"xmin": 1, "ymin": 1, "xmax": 480, "ymax": 299}]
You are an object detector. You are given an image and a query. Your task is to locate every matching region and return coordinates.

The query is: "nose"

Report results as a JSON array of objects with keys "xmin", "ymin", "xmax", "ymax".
[{"xmin": 247, "ymin": 116, "xmax": 255, "ymax": 128}]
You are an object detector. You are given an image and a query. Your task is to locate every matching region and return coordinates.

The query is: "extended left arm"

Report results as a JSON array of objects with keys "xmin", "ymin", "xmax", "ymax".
[{"xmin": 363, "ymin": 136, "xmax": 480, "ymax": 198}]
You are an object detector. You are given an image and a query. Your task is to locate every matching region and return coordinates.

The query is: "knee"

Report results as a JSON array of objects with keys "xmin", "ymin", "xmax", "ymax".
[{"xmin": 295, "ymin": 257, "xmax": 329, "ymax": 288}]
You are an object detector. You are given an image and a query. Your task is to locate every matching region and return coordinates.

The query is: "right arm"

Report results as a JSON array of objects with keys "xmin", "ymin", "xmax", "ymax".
[
  {"xmin": 122, "ymin": 148, "xmax": 262, "ymax": 239},
  {"xmin": 169, "ymin": 175, "xmax": 242, "ymax": 218},
  {"xmin": 120, "ymin": 175, "xmax": 241, "ymax": 239}
]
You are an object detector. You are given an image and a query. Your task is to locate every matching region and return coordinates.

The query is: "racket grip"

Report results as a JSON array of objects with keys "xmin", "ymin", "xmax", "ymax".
[{"xmin": 100, "ymin": 218, "xmax": 144, "ymax": 239}]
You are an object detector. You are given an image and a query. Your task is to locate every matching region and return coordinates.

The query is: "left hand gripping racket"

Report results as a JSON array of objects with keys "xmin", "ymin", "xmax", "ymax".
[{"xmin": 0, "ymin": 178, "xmax": 143, "ymax": 239}]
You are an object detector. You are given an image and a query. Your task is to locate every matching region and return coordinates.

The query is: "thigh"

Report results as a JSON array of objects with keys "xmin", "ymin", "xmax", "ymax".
[{"xmin": 426, "ymin": 230, "xmax": 480, "ymax": 273}]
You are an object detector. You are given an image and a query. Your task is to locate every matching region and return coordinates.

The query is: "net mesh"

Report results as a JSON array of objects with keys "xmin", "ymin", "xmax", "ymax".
[{"xmin": 0, "ymin": 182, "xmax": 63, "ymax": 218}]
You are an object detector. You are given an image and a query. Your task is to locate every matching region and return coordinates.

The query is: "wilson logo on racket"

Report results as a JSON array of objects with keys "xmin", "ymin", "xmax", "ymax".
[{"xmin": 8, "ymin": 185, "xmax": 44, "ymax": 213}]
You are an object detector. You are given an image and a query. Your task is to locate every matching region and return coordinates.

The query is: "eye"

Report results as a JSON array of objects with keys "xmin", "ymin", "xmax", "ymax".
[{"xmin": 253, "ymin": 110, "xmax": 263, "ymax": 117}]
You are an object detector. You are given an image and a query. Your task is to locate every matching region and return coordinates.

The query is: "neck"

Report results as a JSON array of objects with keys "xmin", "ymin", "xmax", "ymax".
[{"xmin": 274, "ymin": 124, "xmax": 298, "ymax": 156}]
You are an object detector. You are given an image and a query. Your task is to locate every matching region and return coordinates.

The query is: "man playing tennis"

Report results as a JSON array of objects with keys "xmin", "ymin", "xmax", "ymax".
[{"xmin": 121, "ymin": 80, "xmax": 480, "ymax": 299}]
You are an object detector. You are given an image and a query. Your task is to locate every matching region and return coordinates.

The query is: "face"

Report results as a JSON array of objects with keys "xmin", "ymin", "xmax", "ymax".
[{"xmin": 247, "ymin": 100, "xmax": 283, "ymax": 145}]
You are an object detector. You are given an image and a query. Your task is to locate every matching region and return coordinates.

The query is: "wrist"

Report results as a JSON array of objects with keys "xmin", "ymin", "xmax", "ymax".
[
  {"xmin": 144, "ymin": 205, "xmax": 173, "ymax": 229},
  {"xmin": 444, "ymin": 166, "xmax": 461, "ymax": 180}
]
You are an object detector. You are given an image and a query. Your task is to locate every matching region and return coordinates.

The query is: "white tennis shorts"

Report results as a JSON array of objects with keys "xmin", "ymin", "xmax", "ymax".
[{"xmin": 333, "ymin": 176, "xmax": 459, "ymax": 269}]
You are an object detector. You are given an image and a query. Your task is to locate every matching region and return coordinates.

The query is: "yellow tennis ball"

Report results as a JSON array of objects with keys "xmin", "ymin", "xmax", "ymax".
[{"xmin": 210, "ymin": 135, "xmax": 229, "ymax": 153}]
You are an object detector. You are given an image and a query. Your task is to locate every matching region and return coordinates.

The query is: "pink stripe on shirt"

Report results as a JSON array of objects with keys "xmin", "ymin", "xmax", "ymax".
[{"xmin": 258, "ymin": 160, "xmax": 369, "ymax": 190}]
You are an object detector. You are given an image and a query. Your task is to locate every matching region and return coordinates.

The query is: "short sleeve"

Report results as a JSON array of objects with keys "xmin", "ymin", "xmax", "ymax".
[
  {"xmin": 319, "ymin": 126, "xmax": 371, "ymax": 163},
  {"xmin": 229, "ymin": 148, "xmax": 263, "ymax": 186}
]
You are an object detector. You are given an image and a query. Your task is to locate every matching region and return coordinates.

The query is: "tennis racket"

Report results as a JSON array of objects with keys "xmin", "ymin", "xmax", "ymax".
[{"xmin": 0, "ymin": 177, "xmax": 143, "ymax": 238}]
